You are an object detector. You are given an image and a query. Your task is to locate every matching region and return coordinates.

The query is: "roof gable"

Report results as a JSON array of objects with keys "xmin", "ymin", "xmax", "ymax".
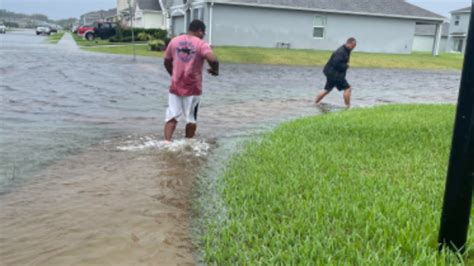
[
  {"xmin": 137, "ymin": 0, "xmax": 162, "ymax": 11},
  {"xmin": 451, "ymin": 6, "xmax": 471, "ymax": 14}
]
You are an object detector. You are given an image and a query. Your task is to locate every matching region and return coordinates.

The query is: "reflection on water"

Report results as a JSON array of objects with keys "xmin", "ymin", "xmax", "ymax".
[{"xmin": 0, "ymin": 31, "xmax": 461, "ymax": 265}]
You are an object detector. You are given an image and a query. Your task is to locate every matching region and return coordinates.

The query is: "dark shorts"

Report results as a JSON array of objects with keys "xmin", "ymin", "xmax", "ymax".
[{"xmin": 324, "ymin": 77, "xmax": 350, "ymax": 92}]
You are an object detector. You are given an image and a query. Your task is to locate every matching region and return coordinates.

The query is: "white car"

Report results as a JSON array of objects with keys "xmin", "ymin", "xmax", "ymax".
[
  {"xmin": 0, "ymin": 25, "xmax": 6, "ymax": 34},
  {"xmin": 36, "ymin": 26, "xmax": 51, "ymax": 35}
]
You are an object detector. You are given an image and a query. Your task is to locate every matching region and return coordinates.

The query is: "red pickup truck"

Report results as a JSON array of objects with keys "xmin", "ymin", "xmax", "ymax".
[{"xmin": 77, "ymin": 22, "xmax": 117, "ymax": 41}]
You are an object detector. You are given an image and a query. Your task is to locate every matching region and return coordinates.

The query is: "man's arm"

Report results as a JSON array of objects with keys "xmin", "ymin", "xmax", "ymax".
[
  {"xmin": 164, "ymin": 58, "xmax": 173, "ymax": 76},
  {"xmin": 205, "ymin": 52, "xmax": 219, "ymax": 76},
  {"xmin": 332, "ymin": 50, "xmax": 349, "ymax": 72}
]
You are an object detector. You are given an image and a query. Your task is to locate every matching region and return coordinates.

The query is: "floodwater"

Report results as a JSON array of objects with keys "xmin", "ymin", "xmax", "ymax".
[{"xmin": 0, "ymin": 30, "xmax": 461, "ymax": 265}]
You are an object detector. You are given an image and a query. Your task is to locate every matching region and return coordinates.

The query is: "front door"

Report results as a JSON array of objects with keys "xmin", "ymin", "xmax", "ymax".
[
  {"xmin": 172, "ymin": 15, "xmax": 185, "ymax": 36},
  {"xmin": 454, "ymin": 38, "xmax": 464, "ymax": 52},
  {"xmin": 457, "ymin": 39, "xmax": 464, "ymax": 52}
]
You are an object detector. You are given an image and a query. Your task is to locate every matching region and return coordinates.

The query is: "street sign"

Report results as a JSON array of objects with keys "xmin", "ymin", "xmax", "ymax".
[{"xmin": 438, "ymin": 3, "xmax": 474, "ymax": 254}]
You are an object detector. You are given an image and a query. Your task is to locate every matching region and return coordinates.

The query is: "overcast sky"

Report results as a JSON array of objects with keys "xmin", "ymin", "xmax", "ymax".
[{"xmin": 0, "ymin": 0, "xmax": 471, "ymax": 20}]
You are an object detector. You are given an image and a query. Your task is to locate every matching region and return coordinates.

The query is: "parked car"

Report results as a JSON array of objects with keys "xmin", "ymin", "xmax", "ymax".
[
  {"xmin": 0, "ymin": 24, "xmax": 6, "ymax": 34},
  {"xmin": 50, "ymin": 26, "xmax": 58, "ymax": 34},
  {"xmin": 78, "ymin": 22, "xmax": 117, "ymax": 41},
  {"xmin": 36, "ymin": 26, "xmax": 51, "ymax": 35},
  {"xmin": 77, "ymin": 25, "xmax": 94, "ymax": 37}
]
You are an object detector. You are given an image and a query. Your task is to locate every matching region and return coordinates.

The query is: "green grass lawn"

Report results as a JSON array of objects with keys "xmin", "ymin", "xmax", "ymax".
[
  {"xmin": 202, "ymin": 105, "xmax": 473, "ymax": 264},
  {"xmin": 83, "ymin": 44, "xmax": 162, "ymax": 57},
  {"xmin": 83, "ymin": 44, "xmax": 463, "ymax": 70},
  {"xmin": 48, "ymin": 32, "xmax": 65, "ymax": 44},
  {"xmin": 215, "ymin": 47, "xmax": 464, "ymax": 70}
]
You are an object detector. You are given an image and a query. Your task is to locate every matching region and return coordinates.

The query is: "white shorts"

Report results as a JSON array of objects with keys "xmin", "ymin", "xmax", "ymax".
[{"xmin": 165, "ymin": 93, "xmax": 201, "ymax": 124}]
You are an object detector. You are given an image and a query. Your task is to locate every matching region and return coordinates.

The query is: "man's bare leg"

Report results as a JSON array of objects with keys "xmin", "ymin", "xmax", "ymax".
[
  {"xmin": 343, "ymin": 87, "xmax": 352, "ymax": 108},
  {"xmin": 315, "ymin": 90, "xmax": 330, "ymax": 104},
  {"xmin": 185, "ymin": 123, "xmax": 197, "ymax": 139},
  {"xmin": 164, "ymin": 119, "xmax": 177, "ymax": 142}
]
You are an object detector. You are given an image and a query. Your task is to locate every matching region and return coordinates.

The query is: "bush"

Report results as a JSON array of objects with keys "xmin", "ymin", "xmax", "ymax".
[
  {"xmin": 137, "ymin": 32, "xmax": 152, "ymax": 41},
  {"xmin": 119, "ymin": 27, "xmax": 167, "ymax": 39},
  {"xmin": 164, "ymin": 37, "xmax": 171, "ymax": 48},
  {"xmin": 112, "ymin": 26, "xmax": 168, "ymax": 42},
  {"xmin": 148, "ymin": 39, "xmax": 166, "ymax": 51},
  {"xmin": 152, "ymin": 30, "xmax": 167, "ymax": 40}
]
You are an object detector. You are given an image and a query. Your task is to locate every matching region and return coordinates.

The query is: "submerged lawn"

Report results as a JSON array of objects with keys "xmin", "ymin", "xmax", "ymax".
[{"xmin": 203, "ymin": 105, "xmax": 473, "ymax": 264}]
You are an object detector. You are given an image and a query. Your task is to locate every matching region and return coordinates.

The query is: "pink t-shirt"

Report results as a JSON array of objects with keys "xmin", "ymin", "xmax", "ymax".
[{"xmin": 164, "ymin": 35, "xmax": 213, "ymax": 96}]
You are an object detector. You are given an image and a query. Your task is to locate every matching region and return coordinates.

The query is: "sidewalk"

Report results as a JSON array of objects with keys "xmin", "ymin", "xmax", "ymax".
[{"xmin": 58, "ymin": 32, "xmax": 79, "ymax": 50}]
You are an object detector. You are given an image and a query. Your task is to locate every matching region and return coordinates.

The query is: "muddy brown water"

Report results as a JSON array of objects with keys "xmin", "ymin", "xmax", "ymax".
[{"xmin": 0, "ymin": 31, "xmax": 460, "ymax": 265}]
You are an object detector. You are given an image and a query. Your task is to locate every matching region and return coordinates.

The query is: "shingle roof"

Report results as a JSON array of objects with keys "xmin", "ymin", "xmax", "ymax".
[
  {"xmin": 213, "ymin": 0, "xmax": 444, "ymax": 20},
  {"xmin": 415, "ymin": 22, "xmax": 449, "ymax": 37},
  {"xmin": 137, "ymin": 0, "xmax": 162, "ymax": 11},
  {"xmin": 82, "ymin": 8, "xmax": 117, "ymax": 19},
  {"xmin": 451, "ymin": 6, "xmax": 472, "ymax": 14}
]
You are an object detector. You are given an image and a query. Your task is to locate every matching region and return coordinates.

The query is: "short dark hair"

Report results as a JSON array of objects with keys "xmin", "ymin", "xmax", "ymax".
[
  {"xmin": 347, "ymin": 37, "xmax": 357, "ymax": 44},
  {"xmin": 188, "ymin": 20, "xmax": 206, "ymax": 33}
]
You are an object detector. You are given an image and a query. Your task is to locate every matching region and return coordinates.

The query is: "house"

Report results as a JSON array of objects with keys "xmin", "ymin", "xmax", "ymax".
[
  {"xmin": 117, "ymin": 0, "xmax": 167, "ymax": 29},
  {"xmin": 168, "ymin": 0, "xmax": 445, "ymax": 54},
  {"xmin": 413, "ymin": 22, "xmax": 449, "ymax": 52},
  {"xmin": 80, "ymin": 9, "xmax": 117, "ymax": 25},
  {"xmin": 446, "ymin": 6, "xmax": 471, "ymax": 53}
]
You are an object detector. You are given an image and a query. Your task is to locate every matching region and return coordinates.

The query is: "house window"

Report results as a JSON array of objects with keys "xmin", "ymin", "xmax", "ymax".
[
  {"xmin": 455, "ymin": 15, "xmax": 460, "ymax": 26},
  {"xmin": 313, "ymin": 16, "xmax": 326, "ymax": 38},
  {"xmin": 192, "ymin": 8, "xmax": 204, "ymax": 20}
]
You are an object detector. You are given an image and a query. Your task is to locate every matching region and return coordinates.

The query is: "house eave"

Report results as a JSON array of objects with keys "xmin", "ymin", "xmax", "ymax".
[
  {"xmin": 204, "ymin": 0, "xmax": 445, "ymax": 23},
  {"xmin": 450, "ymin": 33, "xmax": 468, "ymax": 37},
  {"xmin": 416, "ymin": 33, "xmax": 448, "ymax": 38},
  {"xmin": 451, "ymin": 11, "xmax": 471, "ymax": 14},
  {"xmin": 141, "ymin": 10, "xmax": 163, "ymax": 13}
]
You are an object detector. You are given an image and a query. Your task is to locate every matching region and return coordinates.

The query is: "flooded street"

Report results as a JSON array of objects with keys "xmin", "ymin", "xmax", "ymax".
[{"xmin": 0, "ymin": 30, "xmax": 461, "ymax": 265}]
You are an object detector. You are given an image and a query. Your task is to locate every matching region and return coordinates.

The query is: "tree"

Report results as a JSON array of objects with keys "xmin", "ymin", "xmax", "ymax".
[{"xmin": 30, "ymin": 13, "xmax": 49, "ymax": 21}]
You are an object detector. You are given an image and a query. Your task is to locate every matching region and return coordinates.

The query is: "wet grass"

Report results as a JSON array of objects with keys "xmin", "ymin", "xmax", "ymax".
[
  {"xmin": 48, "ymin": 32, "xmax": 65, "ymax": 44},
  {"xmin": 202, "ymin": 104, "xmax": 474, "ymax": 264},
  {"xmin": 83, "ymin": 45, "xmax": 162, "ymax": 57},
  {"xmin": 82, "ymin": 44, "xmax": 463, "ymax": 70}
]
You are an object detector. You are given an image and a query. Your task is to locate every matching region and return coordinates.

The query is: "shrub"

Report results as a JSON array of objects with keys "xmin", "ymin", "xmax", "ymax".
[
  {"xmin": 152, "ymin": 30, "xmax": 167, "ymax": 40},
  {"xmin": 119, "ymin": 27, "xmax": 168, "ymax": 39},
  {"xmin": 111, "ymin": 26, "xmax": 168, "ymax": 42},
  {"xmin": 164, "ymin": 37, "xmax": 171, "ymax": 48},
  {"xmin": 137, "ymin": 32, "xmax": 152, "ymax": 41},
  {"xmin": 148, "ymin": 39, "xmax": 166, "ymax": 51}
]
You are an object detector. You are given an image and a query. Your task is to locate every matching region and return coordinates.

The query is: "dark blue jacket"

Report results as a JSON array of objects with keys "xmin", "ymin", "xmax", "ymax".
[{"xmin": 323, "ymin": 45, "xmax": 351, "ymax": 80}]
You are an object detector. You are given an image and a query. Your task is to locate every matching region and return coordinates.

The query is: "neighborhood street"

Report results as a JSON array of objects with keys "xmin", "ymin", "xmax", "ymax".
[{"xmin": 0, "ymin": 30, "xmax": 462, "ymax": 265}]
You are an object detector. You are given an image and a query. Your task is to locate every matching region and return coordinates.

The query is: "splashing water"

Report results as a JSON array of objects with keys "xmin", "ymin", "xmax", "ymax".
[{"xmin": 117, "ymin": 137, "xmax": 211, "ymax": 157}]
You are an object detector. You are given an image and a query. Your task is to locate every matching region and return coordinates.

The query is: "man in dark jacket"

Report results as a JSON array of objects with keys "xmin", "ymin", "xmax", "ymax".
[{"xmin": 315, "ymin": 38, "xmax": 357, "ymax": 108}]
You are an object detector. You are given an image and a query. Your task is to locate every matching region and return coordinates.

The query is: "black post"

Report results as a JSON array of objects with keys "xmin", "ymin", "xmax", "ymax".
[{"xmin": 438, "ymin": 3, "xmax": 474, "ymax": 253}]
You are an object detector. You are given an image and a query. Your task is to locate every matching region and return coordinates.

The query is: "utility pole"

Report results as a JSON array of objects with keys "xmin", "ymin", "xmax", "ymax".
[
  {"xmin": 127, "ymin": 0, "xmax": 136, "ymax": 61},
  {"xmin": 438, "ymin": 3, "xmax": 474, "ymax": 253}
]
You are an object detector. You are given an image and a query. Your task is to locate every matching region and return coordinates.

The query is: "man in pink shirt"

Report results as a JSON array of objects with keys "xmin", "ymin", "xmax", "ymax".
[{"xmin": 163, "ymin": 20, "xmax": 219, "ymax": 142}]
